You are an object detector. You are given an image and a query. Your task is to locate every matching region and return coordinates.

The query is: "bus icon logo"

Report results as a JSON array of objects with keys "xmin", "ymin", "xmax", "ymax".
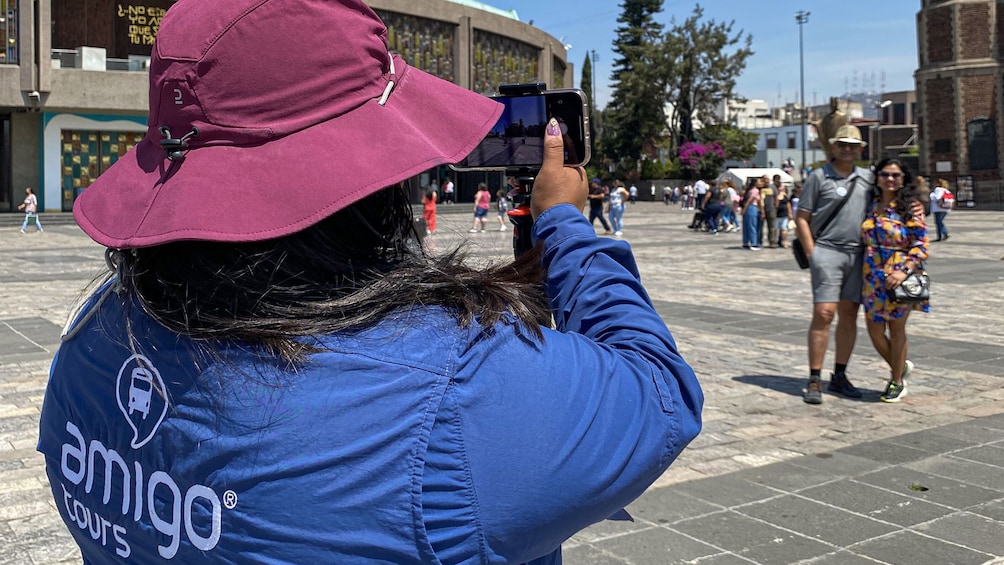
[
  {"xmin": 115, "ymin": 355, "xmax": 168, "ymax": 449},
  {"xmin": 127, "ymin": 368, "xmax": 155, "ymax": 419}
]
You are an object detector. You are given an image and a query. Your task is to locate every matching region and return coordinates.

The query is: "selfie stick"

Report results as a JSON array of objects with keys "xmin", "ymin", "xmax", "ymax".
[
  {"xmin": 505, "ymin": 170, "xmax": 536, "ymax": 257},
  {"xmin": 499, "ymin": 82, "xmax": 547, "ymax": 258}
]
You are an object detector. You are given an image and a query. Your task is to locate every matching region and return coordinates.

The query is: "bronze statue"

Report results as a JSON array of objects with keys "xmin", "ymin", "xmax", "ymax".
[{"xmin": 811, "ymin": 97, "xmax": 847, "ymax": 159}]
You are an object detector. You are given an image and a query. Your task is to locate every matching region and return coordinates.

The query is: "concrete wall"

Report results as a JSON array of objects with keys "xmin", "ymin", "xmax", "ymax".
[
  {"xmin": 10, "ymin": 113, "xmax": 42, "ymax": 206},
  {"xmin": 44, "ymin": 69, "xmax": 147, "ymax": 113},
  {"xmin": 0, "ymin": 67, "xmax": 27, "ymax": 108}
]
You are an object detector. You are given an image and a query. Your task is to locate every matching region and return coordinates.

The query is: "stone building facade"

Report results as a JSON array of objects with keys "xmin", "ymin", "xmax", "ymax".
[
  {"xmin": 0, "ymin": 0, "xmax": 571, "ymax": 212},
  {"xmin": 916, "ymin": 0, "xmax": 1004, "ymax": 208}
]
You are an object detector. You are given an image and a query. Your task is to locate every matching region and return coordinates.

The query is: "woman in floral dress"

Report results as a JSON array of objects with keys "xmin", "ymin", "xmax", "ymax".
[{"xmin": 861, "ymin": 158, "xmax": 929, "ymax": 403}]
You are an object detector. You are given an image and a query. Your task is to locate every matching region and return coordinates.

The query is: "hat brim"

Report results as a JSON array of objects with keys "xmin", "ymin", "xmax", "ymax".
[
  {"xmin": 827, "ymin": 136, "xmax": 867, "ymax": 147},
  {"xmin": 74, "ymin": 56, "xmax": 503, "ymax": 248}
]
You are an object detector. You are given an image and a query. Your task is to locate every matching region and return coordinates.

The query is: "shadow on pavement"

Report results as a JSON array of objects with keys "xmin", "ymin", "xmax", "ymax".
[{"xmin": 732, "ymin": 374, "xmax": 884, "ymax": 402}]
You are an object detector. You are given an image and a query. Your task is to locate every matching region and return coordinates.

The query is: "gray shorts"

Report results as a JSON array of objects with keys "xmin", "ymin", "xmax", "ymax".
[{"xmin": 810, "ymin": 244, "xmax": 863, "ymax": 304}]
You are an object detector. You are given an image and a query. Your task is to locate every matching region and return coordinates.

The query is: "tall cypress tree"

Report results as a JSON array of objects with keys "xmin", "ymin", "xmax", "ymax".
[
  {"xmin": 580, "ymin": 53, "xmax": 597, "ymax": 150},
  {"xmin": 604, "ymin": 0, "xmax": 666, "ymax": 163}
]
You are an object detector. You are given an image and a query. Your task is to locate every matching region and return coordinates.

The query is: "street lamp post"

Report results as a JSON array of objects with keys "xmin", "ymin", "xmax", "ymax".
[
  {"xmin": 795, "ymin": 10, "xmax": 810, "ymax": 180},
  {"xmin": 875, "ymin": 99, "xmax": 892, "ymax": 162}
]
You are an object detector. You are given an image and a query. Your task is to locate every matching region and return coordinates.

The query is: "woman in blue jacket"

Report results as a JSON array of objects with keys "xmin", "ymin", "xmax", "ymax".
[{"xmin": 38, "ymin": 1, "xmax": 703, "ymax": 563}]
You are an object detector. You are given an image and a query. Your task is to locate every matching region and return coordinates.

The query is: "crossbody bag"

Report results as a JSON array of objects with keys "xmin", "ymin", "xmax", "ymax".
[{"xmin": 792, "ymin": 177, "xmax": 860, "ymax": 269}]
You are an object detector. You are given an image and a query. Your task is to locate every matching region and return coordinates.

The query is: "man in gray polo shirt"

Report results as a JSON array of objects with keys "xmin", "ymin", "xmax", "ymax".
[{"xmin": 795, "ymin": 125, "xmax": 873, "ymax": 404}]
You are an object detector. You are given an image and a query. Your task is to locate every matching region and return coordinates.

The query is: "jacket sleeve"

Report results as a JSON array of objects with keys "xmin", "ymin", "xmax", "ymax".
[{"xmin": 448, "ymin": 205, "xmax": 703, "ymax": 563}]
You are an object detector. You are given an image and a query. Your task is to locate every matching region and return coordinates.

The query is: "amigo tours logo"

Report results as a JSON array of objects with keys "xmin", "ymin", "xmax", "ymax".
[
  {"xmin": 115, "ymin": 354, "xmax": 169, "ymax": 449},
  {"xmin": 58, "ymin": 354, "xmax": 226, "ymax": 559}
]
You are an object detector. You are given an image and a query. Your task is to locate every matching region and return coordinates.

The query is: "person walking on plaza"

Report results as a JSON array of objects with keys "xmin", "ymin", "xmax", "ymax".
[
  {"xmin": 495, "ymin": 187, "xmax": 510, "ymax": 231},
  {"xmin": 930, "ymin": 178, "xmax": 953, "ymax": 241},
  {"xmin": 862, "ymin": 158, "xmax": 929, "ymax": 403},
  {"xmin": 470, "ymin": 182, "xmax": 491, "ymax": 233},
  {"xmin": 607, "ymin": 181, "xmax": 629, "ymax": 235},
  {"xmin": 722, "ymin": 179, "xmax": 741, "ymax": 233},
  {"xmin": 795, "ymin": 125, "xmax": 873, "ymax": 404},
  {"xmin": 741, "ymin": 177, "xmax": 762, "ymax": 250},
  {"xmin": 442, "ymin": 175, "xmax": 455, "ymax": 204},
  {"xmin": 775, "ymin": 184, "xmax": 793, "ymax": 248},
  {"xmin": 701, "ymin": 180, "xmax": 723, "ymax": 234},
  {"xmin": 694, "ymin": 178, "xmax": 708, "ymax": 212},
  {"xmin": 761, "ymin": 175, "xmax": 779, "ymax": 248},
  {"xmin": 18, "ymin": 187, "xmax": 43, "ymax": 233},
  {"xmin": 421, "ymin": 184, "xmax": 437, "ymax": 235},
  {"xmin": 629, "ymin": 183, "xmax": 638, "ymax": 204},
  {"xmin": 682, "ymin": 184, "xmax": 694, "ymax": 210},
  {"xmin": 588, "ymin": 177, "xmax": 612, "ymax": 233},
  {"xmin": 37, "ymin": 2, "xmax": 703, "ymax": 562}
]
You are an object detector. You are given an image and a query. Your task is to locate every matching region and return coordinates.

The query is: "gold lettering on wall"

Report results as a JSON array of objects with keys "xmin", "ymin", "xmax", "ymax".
[{"xmin": 116, "ymin": 4, "xmax": 168, "ymax": 46}]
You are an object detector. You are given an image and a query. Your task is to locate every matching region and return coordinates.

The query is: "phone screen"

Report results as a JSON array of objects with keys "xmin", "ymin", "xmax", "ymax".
[
  {"xmin": 458, "ymin": 95, "xmax": 547, "ymax": 169},
  {"xmin": 454, "ymin": 89, "xmax": 589, "ymax": 170}
]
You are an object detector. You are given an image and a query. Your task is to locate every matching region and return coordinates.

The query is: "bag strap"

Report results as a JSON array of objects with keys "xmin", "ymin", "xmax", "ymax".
[{"xmin": 811, "ymin": 176, "xmax": 860, "ymax": 238}]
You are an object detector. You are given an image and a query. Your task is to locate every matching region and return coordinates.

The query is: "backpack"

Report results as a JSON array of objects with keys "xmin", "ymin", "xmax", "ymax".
[{"xmin": 939, "ymin": 190, "xmax": 955, "ymax": 210}]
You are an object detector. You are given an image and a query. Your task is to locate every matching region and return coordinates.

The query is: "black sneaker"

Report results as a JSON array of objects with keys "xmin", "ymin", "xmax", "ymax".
[
  {"xmin": 880, "ymin": 381, "xmax": 908, "ymax": 403},
  {"xmin": 828, "ymin": 373, "xmax": 863, "ymax": 398},
  {"xmin": 804, "ymin": 378, "xmax": 823, "ymax": 404}
]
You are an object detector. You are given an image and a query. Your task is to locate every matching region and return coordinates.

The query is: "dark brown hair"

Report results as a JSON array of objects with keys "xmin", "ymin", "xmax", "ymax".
[
  {"xmin": 117, "ymin": 185, "xmax": 551, "ymax": 364},
  {"xmin": 873, "ymin": 158, "xmax": 920, "ymax": 218}
]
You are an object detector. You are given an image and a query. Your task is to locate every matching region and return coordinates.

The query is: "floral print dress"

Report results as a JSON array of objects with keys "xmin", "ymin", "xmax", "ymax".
[{"xmin": 861, "ymin": 200, "xmax": 930, "ymax": 322}]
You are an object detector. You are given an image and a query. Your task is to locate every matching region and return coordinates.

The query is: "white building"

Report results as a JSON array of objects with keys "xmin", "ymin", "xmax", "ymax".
[
  {"xmin": 717, "ymin": 98, "xmax": 783, "ymax": 129},
  {"xmin": 723, "ymin": 124, "xmax": 826, "ymax": 178}
]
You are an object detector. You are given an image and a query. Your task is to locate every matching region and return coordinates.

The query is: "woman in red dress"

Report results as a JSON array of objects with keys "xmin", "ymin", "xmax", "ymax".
[{"xmin": 422, "ymin": 186, "xmax": 437, "ymax": 235}]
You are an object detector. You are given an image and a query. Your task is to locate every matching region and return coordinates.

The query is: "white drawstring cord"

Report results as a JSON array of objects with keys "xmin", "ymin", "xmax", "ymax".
[{"xmin": 378, "ymin": 55, "xmax": 396, "ymax": 106}]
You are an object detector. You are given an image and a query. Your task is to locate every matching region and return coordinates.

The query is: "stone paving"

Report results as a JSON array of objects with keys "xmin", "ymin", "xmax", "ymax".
[{"xmin": 1, "ymin": 202, "xmax": 1002, "ymax": 564}]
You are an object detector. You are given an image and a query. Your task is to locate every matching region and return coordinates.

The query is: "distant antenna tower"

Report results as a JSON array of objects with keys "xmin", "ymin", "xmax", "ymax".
[
  {"xmin": 844, "ymin": 77, "xmax": 850, "ymax": 97},
  {"xmin": 880, "ymin": 70, "xmax": 886, "ymax": 95},
  {"xmin": 851, "ymin": 70, "xmax": 859, "ymax": 94}
]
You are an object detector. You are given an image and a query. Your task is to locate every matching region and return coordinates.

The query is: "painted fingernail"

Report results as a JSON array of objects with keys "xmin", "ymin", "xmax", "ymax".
[{"xmin": 546, "ymin": 118, "xmax": 560, "ymax": 136}]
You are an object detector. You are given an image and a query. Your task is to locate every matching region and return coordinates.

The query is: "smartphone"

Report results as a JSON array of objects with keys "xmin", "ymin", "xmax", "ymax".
[{"xmin": 452, "ymin": 89, "xmax": 590, "ymax": 171}]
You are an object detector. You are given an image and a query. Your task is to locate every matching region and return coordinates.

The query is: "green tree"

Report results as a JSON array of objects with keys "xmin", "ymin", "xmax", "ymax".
[
  {"xmin": 698, "ymin": 124, "xmax": 758, "ymax": 162},
  {"xmin": 603, "ymin": 0, "xmax": 666, "ymax": 164},
  {"xmin": 660, "ymin": 5, "xmax": 753, "ymax": 147}
]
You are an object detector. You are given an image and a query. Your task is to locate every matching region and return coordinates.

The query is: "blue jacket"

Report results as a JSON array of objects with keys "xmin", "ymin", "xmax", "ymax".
[{"xmin": 38, "ymin": 204, "xmax": 703, "ymax": 564}]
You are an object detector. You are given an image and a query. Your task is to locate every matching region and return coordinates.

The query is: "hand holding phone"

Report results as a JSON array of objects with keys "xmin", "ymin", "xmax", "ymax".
[{"xmin": 531, "ymin": 118, "xmax": 588, "ymax": 219}]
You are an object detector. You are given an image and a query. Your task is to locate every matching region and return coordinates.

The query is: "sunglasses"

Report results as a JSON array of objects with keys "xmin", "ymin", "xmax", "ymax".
[{"xmin": 878, "ymin": 172, "xmax": 903, "ymax": 179}]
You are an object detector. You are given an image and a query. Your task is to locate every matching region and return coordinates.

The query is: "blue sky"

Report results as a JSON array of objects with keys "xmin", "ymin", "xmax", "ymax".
[{"xmin": 494, "ymin": 0, "xmax": 920, "ymax": 110}]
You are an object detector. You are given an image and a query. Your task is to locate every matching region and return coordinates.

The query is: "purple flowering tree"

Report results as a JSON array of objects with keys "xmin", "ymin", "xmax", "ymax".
[{"xmin": 678, "ymin": 141, "xmax": 726, "ymax": 180}]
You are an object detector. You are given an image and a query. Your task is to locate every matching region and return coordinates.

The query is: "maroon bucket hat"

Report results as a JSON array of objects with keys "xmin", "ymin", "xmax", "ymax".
[{"xmin": 73, "ymin": 0, "xmax": 503, "ymax": 248}]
